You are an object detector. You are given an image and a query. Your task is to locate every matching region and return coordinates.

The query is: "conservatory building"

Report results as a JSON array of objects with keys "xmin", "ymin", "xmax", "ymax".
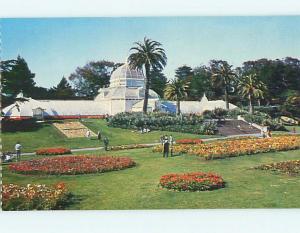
[{"xmin": 2, "ymin": 61, "xmax": 237, "ymax": 120}]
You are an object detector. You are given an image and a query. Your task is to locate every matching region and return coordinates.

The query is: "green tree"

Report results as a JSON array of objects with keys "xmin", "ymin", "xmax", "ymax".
[
  {"xmin": 128, "ymin": 37, "xmax": 167, "ymax": 113},
  {"xmin": 68, "ymin": 60, "xmax": 120, "ymax": 99},
  {"xmin": 209, "ymin": 60, "xmax": 236, "ymax": 110},
  {"xmin": 149, "ymin": 69, "xmax": 167, "ymax": 98},
  {"xmin": 238, "ymin": 73, "xmax": 267, "ymax": 114},
  {"xmin": 1, "ymin": 56, "xmax": 36, "ymax": 106},
  {"xmin": 175, "ymin": 65, "xmax": 193, "ymax": 81},
  {"xmin": 49, "ymin": 77, "xmax": 75, "ymax": 99},
  {"xmin": 164, "ymin": 78, "xmax": 190, "ymax": 115}
]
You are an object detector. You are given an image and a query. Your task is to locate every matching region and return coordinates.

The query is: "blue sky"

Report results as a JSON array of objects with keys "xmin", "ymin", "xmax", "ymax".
[{"xmin": 2, "ymin": 16, "xmax": 300, "ymax": 88}]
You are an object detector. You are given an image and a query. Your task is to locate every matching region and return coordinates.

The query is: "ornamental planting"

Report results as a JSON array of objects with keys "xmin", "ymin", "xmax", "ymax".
[
  {"xmin": 159, "ymin": 172, "xmax": 225, "ymax": 192},
  {"xmin": 9, "ymin": 155, "xmax": 136, "ymax": 175}
]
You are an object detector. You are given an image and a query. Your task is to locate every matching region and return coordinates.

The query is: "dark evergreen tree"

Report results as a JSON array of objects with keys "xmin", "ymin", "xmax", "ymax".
[{"xmin": 175, "ymin": 65, "xmax": 193, "ymax": 81}]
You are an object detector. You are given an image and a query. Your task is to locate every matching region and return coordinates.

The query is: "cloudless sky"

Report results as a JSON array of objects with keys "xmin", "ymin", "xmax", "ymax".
[{"xmin": 2, "ymin": 16, "xmax": 300, "ymax": 88}]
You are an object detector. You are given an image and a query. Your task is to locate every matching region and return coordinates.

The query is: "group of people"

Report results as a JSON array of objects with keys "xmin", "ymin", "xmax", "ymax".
[
  {"xmin": 160, "ymin": 135, "xmax": 174, "ymax": 158},
  {"xmin": 261, "ymin": 127, "xmax": 272, "ymax": 138}
]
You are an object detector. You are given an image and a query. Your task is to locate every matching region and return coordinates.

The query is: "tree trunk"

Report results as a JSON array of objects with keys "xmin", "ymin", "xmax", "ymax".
[
  {"xmin": 249, "ymin": 94, "xmax": 254, "ymax": 114},
  {"xmin": 143, "ymin": 63, "xmax": 150, "ymax": 114},
  {"xmin": 176, "ymin": 100, "xmax": 181, "ymax": 115},
  {"xmin": 224, "ymin": 86, "xmax": 229, "ymax": 110}
]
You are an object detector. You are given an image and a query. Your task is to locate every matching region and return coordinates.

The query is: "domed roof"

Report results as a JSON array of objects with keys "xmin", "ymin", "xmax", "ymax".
[{"xmin": 110, "ymin": 63, "xmax": 145, "ymax": 88}]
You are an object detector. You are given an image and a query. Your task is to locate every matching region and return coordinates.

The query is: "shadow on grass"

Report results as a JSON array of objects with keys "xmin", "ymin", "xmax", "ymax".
[{"xmin": 56, "ymin": 193, "xmax": 83, "ymax": 210}]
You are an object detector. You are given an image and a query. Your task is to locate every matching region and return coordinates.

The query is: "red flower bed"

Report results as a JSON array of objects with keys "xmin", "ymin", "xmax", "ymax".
[
  {"xmin": 2, "ymin": 183, "xmax": 69, "ymax": 210},
  {"xmin": 9, "ymin": 155, "xmax": 136, "ymax": 175},
  {"xmin": 176, "ymin": 138, "xmax": 203, "ymax": 144},
  {"xmin": 159, "ymin": 172, "xmax": 225, "ymax": 191},
  {"xmin": 36, "ymin": 148, "xmax": 71, "ymax": 155}
]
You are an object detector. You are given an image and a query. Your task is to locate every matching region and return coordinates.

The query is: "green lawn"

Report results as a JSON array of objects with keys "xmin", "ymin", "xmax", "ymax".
[
  {"xmin": 2, "ymin": 119, "xmax": 216, "ymax": 153},
  {"xmin": 3, "ymin": 147, "xmax": 300, "ymax": 209}
]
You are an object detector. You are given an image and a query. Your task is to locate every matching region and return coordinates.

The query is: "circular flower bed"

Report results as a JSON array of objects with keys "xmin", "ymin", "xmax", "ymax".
[
  {"xmin": 159, "ymin": 172, "xmax": 225, "ymax": 192},
  {"xmin": 2, "ymin": 183, "xmax": 69, "ymax": 210},
  {"xmin": 9, "ymin": 156, "xmax": 136, "ymax": 175},
  {"xmin": 36, "ymin": 147, "xmax": 71, "ymax": 155}
]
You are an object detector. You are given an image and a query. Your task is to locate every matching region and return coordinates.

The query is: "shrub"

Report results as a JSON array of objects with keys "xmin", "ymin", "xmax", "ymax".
[
  {"xmin": 2, "ymin": 183, "xmax": 69, "ymax": 210},
  {"xmin": 9, "ymin": 156, "xmax": 136, "ymax": 175},
  {"xmin": 36, "ymin": 147, "xmax": 71, "ymax": 155},
  {"xmin": 159, "ymin": 172, "xmax": 225, "ymax": 191},
  {"xmin": 2, "ymin": 118, "xmax": 40, "ymax": 132},
  {"xmin": 108, "ymin": 112, "xmax": 217, "ymax": 135},
  {"xmin": 255, "ymin": 160, "xmax": 300, "ymax": 175},
  {"xmin": 110, "ymin": 144, "xmax": 153, "ymax": 151},
  {"xmin": 176, "ymin": 138, "xmax": 203, "ymax": 144}
]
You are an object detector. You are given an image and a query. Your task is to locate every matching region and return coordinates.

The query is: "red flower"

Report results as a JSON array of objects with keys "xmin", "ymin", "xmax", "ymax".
[
  {"xmin": 159, "ymin": 172, "xmax": 225, "ymax": 192},
  {"xmin": 176, "ymin": 139, "xmax": 203, "ymax": 144},
  {"xmin": 9, "ymin": 155, "xmax": 136, "ymax": 175},
  {"xmin": 36, "ymin": 148, "xmax": 71, "ymax": 155}
]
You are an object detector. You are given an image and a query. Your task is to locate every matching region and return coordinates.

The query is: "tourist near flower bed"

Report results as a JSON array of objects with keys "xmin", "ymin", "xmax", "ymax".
[
  {"xmin": 255, "ymin": 160, "xmax": 300, "ymax": 175},
  {"xmin": 176, "ymin": 138, "xmax": 203, "ymax": 144},
  {"xmin": 9, "ymin": 156, "xmax": 136, "ymax": 175},
  {"xmin": 36, "ymin": 147, "xmax": 71, "ymax": 155},
  {"xmin": 2, "ymin": 183, "xmax": 69, "ymax": 211},
  {"xmin": 159, "ymin": 172, "xmax": 225, "ymax": 192},
  {"xmin": 153, "ymin": 135, "xmax": 300, "ymax": 160}
]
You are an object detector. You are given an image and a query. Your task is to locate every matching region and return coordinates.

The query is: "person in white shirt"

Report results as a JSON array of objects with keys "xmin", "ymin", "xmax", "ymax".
[
  {"xmin": 86, "ymin": 130, "xmax": 91, "ymax": 139},
  {"xmin": 15, "ymin": 142, "xmax": 22, "ymax": 162}
]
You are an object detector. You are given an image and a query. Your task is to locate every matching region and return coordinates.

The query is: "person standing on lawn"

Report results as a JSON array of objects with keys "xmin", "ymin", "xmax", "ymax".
[
  {"xmin": 86, "ymin": 130, "xmax": 91, "ymax": 139},
  {"xmin": 15, "ymin": 142, "xmax": 22, "ymax": 162},
  {"xmin": 103, "ymin": 136, "xmax": 109, "ymax": 151},
  {"xmin": 169, "ymin": 135, "xmax": 174, "ymax": 156},
  {"xmin": 163, "ymin": 136, "xmax": 169, "ymax": 158}
]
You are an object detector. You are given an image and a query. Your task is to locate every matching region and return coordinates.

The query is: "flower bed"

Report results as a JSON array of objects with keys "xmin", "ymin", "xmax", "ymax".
[
  {"xmin": 2, "ymin": 183, "xmax": 69, "ymax": 210},
  {"xmin": 255, "ymin": 160, "xmax": 300, "ymax": 175},
  {"xmin": 153, "ymin": 135, "xmax": 300, "ymax": 160},
  {"xmin": 36, "ymin": 147, "xmax": 71, "ymax": 155},
  {"xmin": 176, "ymin": 138, "xmax": 203, "ymax": 144},
  {"xmin": 159, "ymin": 172, "xmax": 225, "ymax": 192},
  {"xmin": 9, "ymin": 156, "xmax": 136, "ymax": 175},
  {"xmin": 110, "ymin": 144, "xmax": 153, "ymax": 151}
]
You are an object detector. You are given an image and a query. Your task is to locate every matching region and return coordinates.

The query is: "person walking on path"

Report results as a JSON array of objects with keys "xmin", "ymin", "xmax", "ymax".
[
  {"xmin": 103, "ymin": 136, "xmax": 109, "ymax": 151},
  {"xmin": 15, "ymin": 142, "xmax": 22, "ymax": 162},
  {"xmin": 163, "ymin": 136, "xmax": 170, "ymax": 158}
]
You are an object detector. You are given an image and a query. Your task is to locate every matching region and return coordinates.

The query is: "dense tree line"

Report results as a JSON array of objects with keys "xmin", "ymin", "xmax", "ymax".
[{"xmin": 2, "ymin": 55, "xmax": 299, "ymax": 117}]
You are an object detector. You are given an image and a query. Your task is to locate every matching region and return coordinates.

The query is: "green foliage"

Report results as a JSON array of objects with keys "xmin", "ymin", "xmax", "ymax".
[
  {"xmin": 49, "ymin": 77, "xmax": 75, "ymax": 99},
  {"xmin": 1, "ymin": 56, "xmax": 36, "ymax": 106},
  {"xmin": 149, "ymin": 69, "xmax": 167, "ymax": 98},
  {"xmin": 108, "ymin": 112, "xmax": 217, "ymax": 135},
  {"xmin": 68, "ymin": 60, "xmax": 120, "ymax": 98},
  {"xmin": 128, "ymin": 37, "xmax": 167, "ymax": 113},
  {"xmin": 2, "ymin": 118, "xmax": 40, "ymax": 132},
  {"xmin": 175, "ymin": 65, "xmax": 193, "ymax": 80}
]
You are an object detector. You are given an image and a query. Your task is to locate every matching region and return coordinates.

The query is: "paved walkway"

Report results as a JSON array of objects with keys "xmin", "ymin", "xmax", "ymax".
[{"xmin": 8, "ymin": 132, "xmax": 300, "ymax": 157}]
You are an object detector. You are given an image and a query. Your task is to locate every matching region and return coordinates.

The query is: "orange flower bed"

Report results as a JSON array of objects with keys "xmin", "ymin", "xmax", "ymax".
[
  {"xmin": 153, "ymin": 135, "xmax": 300, "ymax": 160},
  {"xmin": 255, "ymin": 160, "xmax": 300, "ymax": 175},
  {"xmin": 176, "ymin": 138, "xmax": 203, "ymax": 144},
  {"xmin": 36, "ymin": 147, "xmax": 71, "ymax": 155},
  {"xmin": 159, "ymin": 172, "xmax": 225, "ymax": 191},
  {"xmin": 2, "ymin": 183, "xmax": 69, "ymax": 210}
]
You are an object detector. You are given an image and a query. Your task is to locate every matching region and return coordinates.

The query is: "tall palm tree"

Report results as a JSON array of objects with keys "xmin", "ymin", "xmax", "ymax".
[
  {"xmin": 238, "ymin": 73, "xmax": 267, "ymax": 114},
  {"xmin": 164, "ymin": 78, "xmax": 190, "ymax": 115},
  {"xmin": 210, "ymin": 60, "xmax": 236, "ymax": 110},
  {"xmin": 128, "ymin": 37, "xmax": 167, "ymax": 113}
]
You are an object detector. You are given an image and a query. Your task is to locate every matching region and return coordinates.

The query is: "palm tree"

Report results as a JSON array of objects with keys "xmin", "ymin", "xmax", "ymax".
[
  {"xmin": 128, "ymin": 37, "xmax": 167, "ymax": 114},
  {"xmin": 238, "ymin": 73, "xmax": 267, "ymax": 114},
  {"xmin": 210, "ymin": 60, "xmax": 236, "ymax": 110},
  {"xmin": 164, "ymin": 78, "xmax": 190, "ymax": 115}
]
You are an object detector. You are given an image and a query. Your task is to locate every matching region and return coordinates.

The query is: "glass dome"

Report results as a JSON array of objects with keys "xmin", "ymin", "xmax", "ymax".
[{"xmin": 110, "ymin": 63, "xmax": 145, "ymax": 88}]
